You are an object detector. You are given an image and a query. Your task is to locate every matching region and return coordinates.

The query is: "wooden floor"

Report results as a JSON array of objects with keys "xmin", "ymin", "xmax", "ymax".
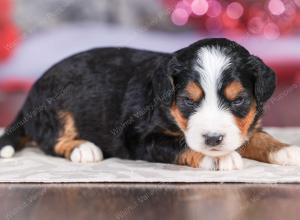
[{"xmin": 1, "ymin": 183, "xmax": 300, "ymax": 220}]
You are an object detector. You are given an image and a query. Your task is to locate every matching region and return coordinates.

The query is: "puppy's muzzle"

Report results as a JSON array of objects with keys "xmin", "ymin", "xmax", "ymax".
[{"xmin": 202, "ymin": 133, "xmax": 224, "ymax": 147}]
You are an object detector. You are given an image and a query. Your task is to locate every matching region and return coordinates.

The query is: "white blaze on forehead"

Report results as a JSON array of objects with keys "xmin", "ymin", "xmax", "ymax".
[
  {"xmin": 194, "ymin": 46, "xmax": 231, "ymax": 118},
  {"xmin": 185, "ymin": 46, "xmax": 243, "ymax": 155},
  {"xmin": 194, "ymin": 46, "xmax": 231, "ymax": 94}
]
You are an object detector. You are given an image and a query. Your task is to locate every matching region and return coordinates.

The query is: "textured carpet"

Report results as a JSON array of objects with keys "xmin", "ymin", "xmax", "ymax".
[{"xmin": 0, "ymin": 128, "xmax": 300, "ymax": 183}]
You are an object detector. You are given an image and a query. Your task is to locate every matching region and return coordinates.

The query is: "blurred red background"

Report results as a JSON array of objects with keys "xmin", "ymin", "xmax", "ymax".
[{"xmin": 0, "ymin": 0, "xmax": 299, "ymax": 127}]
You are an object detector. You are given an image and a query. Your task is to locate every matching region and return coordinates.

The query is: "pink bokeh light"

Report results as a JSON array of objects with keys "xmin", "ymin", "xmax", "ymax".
[
  {"xmin": 207, "ymin": 0, "xmax": 222, "ymax": 18},
  {"xmin": 176, "ymin": 1, "xmax": 192, "ymax": 15},
  {"xmin": 268, "ymin": 0, "xmax": 286, "ymax": 15},
  {"xmin": 264, "ymin": 22, "xmax": 280, "ymax": 39},
  {"xmin": 248, "ymin": 17, "xmax": 265, "ymax": 34},
  {"xmin": 226, "ymin": 2, "xmax": 244, "ymax": 19},
  {"xmin": 183, "ymin": 0, "xmax": 194, "ymax": 4},
  {"xmin": 171, "ymin": 8, "xmax": 189, "ymax": 25},
  {"xmin": 295, "ymin": 0, "xmax": 300, "ymax": 7},
  {"xmin": 191, "ymin": 0, "xmax": 209, "ymax": 16}
]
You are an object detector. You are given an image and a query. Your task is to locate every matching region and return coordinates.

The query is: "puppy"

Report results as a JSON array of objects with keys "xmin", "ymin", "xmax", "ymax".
[{"xmin": 0, "ymin": 38, "xmax": 299, "ymax": 170}]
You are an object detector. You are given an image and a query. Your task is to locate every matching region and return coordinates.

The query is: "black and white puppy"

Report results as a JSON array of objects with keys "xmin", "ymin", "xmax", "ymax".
[{"xmin": 0, "ymin": 38, "xmax": 299, "ymax": 170}]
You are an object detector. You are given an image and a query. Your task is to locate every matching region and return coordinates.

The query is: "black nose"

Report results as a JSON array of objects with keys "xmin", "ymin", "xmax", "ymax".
[{"xmin": 203, "ymin": 133, "xmax": 224, "ymax": 146}]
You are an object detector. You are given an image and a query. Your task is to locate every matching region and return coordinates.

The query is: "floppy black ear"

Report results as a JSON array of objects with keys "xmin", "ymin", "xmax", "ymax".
[
  {"xmin": 151, "ymin": 57, "xmax": 181, "ymax": 106},
  {"xmin": 152, "ymin": 70, "xmax": 174, "ymax": 106},
  {"xmin": 248, "ymin": 55, "xmax": 276, "ymax": 105}
]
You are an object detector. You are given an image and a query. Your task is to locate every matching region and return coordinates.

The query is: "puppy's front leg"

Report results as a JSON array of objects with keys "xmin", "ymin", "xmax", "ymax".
[
  {"xmin": 238, "ymin": 130, "xmax": 300, "ymax": 166},
  {"xmin": 177, "ymin": 149, "xmax": 243, "ymax": 170}
]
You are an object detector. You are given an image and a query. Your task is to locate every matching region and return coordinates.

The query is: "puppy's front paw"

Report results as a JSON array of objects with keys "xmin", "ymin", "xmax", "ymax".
[
  {"xmin": 70, "ymin": 142, "xmax": 103, "ymax": 163},
  {"xmin": 199, "ymin": 151, "xmax": 243, "ymax": 171},
  {"xmin": 218, "ymin": 151, "xmax": 244, "ymax": 170},
  {"xmin": 269, "ymin": 146, "xmax": 300, "ymax": 166}
]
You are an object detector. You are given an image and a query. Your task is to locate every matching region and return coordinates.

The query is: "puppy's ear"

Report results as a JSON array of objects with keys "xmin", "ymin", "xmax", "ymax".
[
  {"xmin": 248, "ymin": 55, "xmax": 276, "ymax": 105},
  {"xmin": 152, "ymin": 57, "xmax": 181, "ymax": 106}
]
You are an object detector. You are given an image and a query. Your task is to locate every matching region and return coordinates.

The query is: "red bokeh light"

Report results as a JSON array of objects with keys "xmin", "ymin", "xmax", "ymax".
[{"xmin": 164, "ymin": 0, "xmax": 300, "ymax": 38}]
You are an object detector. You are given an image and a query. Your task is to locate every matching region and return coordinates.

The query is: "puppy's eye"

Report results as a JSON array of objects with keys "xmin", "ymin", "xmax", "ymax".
[
  {"xmin": 232, "ymin": 97, "xmax": 245, "ymax": 106},
  {"xmin": 183, "ymin": 97, "xmax": 195, "ymax": 106}
]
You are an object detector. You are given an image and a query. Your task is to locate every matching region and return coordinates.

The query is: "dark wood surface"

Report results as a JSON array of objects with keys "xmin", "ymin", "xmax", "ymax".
[{"xmin": 1, "ymin": 183, "xmax": 300, "ymax": 220}]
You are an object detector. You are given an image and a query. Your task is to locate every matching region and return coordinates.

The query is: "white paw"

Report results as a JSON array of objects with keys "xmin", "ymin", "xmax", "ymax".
[
  {"xmin": 199, "ymin": 151, "xmax": 243, "ymax": 171},
  {"xmin": 199, "ymin": 156, "xmax": 218, "ymax": 170},
  {"xmin": 0, "ymin": 145, "xmax": 15, "ymax": 158},
  {"xmin": 70, "ymin": 142, "xmax": 103, "ymax": 163},
  {"xmin": 269, "ymin": 146, "xmax": 300, "ymax": 166},
  {"xmin": 218, "ymin": 151, "xmax": 243, "ymax": 170}
]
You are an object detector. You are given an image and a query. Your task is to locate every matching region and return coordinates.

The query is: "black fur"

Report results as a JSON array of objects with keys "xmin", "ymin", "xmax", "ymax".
[{"xmin": 0, "ymin": 38, "xmax": 276, "ymax": 163}]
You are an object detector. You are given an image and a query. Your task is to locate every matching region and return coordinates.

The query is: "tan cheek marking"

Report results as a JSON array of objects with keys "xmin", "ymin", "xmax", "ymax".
[
  {"xmin": 177, "ymin": 149, "xmax": 204, "ymax": 168},
  {"xmin": 170, "ymin": 104, "xmax": 188, "ymax": 130},
  {"xmin": 185, "ymin": 82, "xmax": 203, "ymax": 102},
  {"xmin": 235, "ymin": 102, "xmax": 257, "ymax": 137},
  {"xmin": 239, "ymin": 131, "xmax": 288, "ymax": 163},
  {"xmin": 54, "ymin": 112, "xmax": 84, "ymax": 158},
  {"xmin": 224, "ymin": 81, "xmax": 243, "ymax": 101}
]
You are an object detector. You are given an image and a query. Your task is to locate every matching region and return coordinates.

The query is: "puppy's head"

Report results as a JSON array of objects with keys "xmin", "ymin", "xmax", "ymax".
[{"xmin": 157, "ymin": 38, "xmax": 276, "ymax": 156}]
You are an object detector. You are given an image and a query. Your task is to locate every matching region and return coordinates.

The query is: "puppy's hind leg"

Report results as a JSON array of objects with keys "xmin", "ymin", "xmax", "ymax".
[
  {"xmin": 55, "ymin": 139, "xmax": 103, "ymax": 163},
  {"xmin": 239, "ymin": 130, "xmax": 300, "ymax": 166},
  {"xmin": 53, "ymin": 112, "xmax": 103, "ymax": 163}
]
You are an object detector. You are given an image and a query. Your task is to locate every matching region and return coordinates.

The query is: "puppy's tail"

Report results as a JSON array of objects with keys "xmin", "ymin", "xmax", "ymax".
[{"xmin": 0, "ymin": 112, "xmax": 29, "ymax": 158}]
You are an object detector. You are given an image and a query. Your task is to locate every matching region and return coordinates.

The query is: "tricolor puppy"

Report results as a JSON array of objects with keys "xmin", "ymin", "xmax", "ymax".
[{"xmin": 0, "ymin": 38, "xmax": 299, "ymax": 170}]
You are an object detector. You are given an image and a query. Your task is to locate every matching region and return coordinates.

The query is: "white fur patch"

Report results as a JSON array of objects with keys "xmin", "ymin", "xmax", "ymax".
[
  {"xmin": 200, "ymin": 156, "xmax": 218, "ymax": 170},
  {"xmin": 199, "ymin": 151, "xmax": 243, "ymax": 171},
  {"xmin": 195, "ymin": 46, "xmax": 231, "ymax": 80},
  {"xmin": 269, "ymin": 146, "xmax": 300, "ymax": 166},
  {"xmin": 70, "ymin": 142, "xmax": 103, "ymax": 163},
  {"xmin": 218, "ymin": 151, "xmax": 243, "ymax": 170},
  {"xmin": 185, "ymin": 46, "xmax": 243, "ymax": 155},
  {"xmin": 0, "ymin": 145, "xmax": 15, "ymax": 158}
]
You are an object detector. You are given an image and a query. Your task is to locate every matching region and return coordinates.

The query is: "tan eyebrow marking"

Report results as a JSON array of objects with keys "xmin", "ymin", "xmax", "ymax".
[
  {"xmin": 224, "ymin": 81, "xmax": 244, "ymax": 101},
  {"xmin": 185, "ymin": 82, "xmax": 204, "ymax": 102}
]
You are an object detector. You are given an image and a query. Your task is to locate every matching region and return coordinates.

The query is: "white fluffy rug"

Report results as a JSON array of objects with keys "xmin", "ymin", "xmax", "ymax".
[{"xmin": 1, "ymin": 128, "xmax": 300, "ymax": 183}]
